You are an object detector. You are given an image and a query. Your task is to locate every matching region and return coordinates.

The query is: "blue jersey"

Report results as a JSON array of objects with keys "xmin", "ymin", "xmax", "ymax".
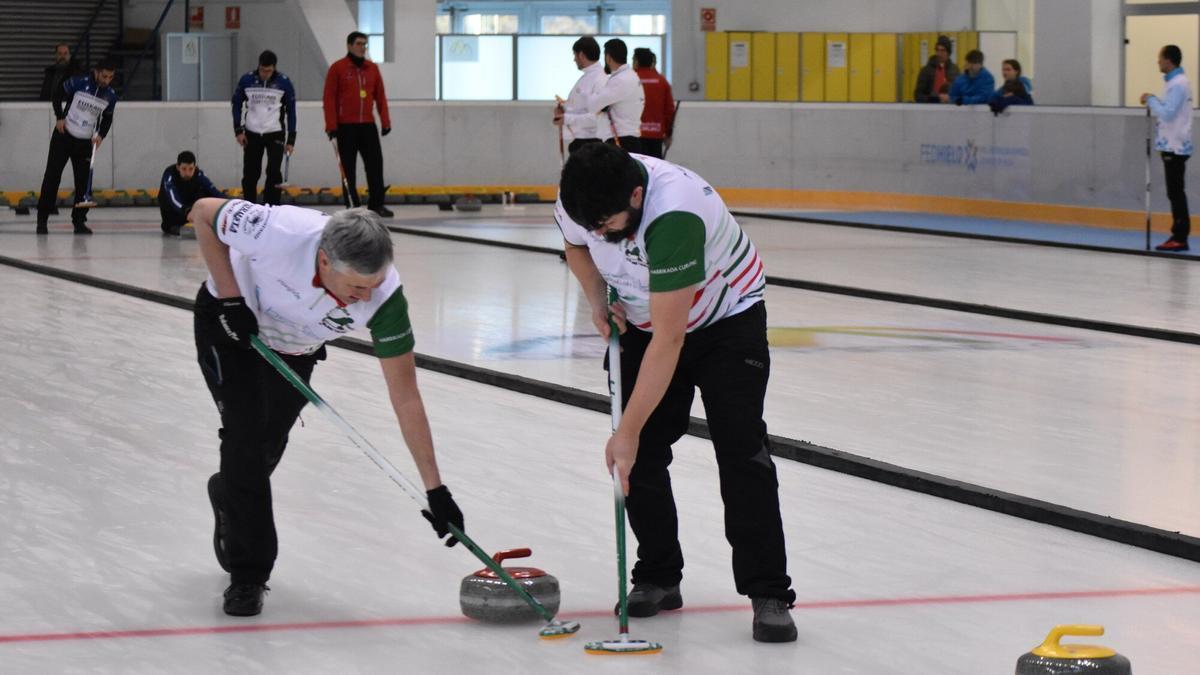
[
  {"xmin": 232, "ymin": 71, "xmax": 297, "ymax": 143},
  {"xmin": 53, "ymin": 73, "xmax": 118, "ymax": 140}
]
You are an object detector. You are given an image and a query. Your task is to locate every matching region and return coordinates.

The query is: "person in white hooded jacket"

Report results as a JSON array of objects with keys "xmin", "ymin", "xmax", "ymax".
[{"xmin": 1142, "ymin": 44, "xmax": 1194, "ymax": 252}]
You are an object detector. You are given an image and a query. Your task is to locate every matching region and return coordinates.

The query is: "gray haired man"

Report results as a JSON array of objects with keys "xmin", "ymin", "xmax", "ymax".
[{"xmin": 190, "ymin": 198, "xmax": 465, "ymax": 616}]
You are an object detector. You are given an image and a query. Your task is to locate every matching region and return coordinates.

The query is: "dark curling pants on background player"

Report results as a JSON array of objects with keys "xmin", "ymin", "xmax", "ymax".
[
  {"xmin": 613, "ymin": 302, "xmax": 795, "ymax": 603},
  {"xmin": 1163, "ymin": 151, "xmax": 1191, "ymax": 243},
  {"xmin": 336, "ymin": 123, "xmax": 385, "ymax": 210},
  {"xmin": 242, "ymin": 130, "xmax": 286, "ymax": 205},
  {"xmin": 37, "ymin": 131, "xmax": 93, "ymax": 228},
  {"xmin": 194, "ymin": 284, "xmax": 325, "ymax": 584}
]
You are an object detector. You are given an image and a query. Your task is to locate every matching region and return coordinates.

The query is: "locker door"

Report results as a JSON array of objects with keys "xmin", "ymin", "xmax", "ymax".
[
  {"xmin": 872, "ymin": 33, "xmax": 898, "ymax": 102},
  {"xmin": 848, "ymin": 33, "xmax": 872, "ymax": 102},
  {"xmin": 752, "ymin": 32, "xmax": 776, "ymax": 101},
  {"xmin": 705, "ymin": 32, "xmax": 728, "ymax": 100},
  {"xmin": 801, "ymin": 32, "xmax": 825, "ymax": 102},
  {"xmin": 728, "ymin": 32, "xmax": 753, "ymax": 101},
  {"xmin": 824, "ymin": 33, "xmax": 849, "ymax": 102},
  {"xmin": 776, "ymin": 33, "xmax": 800, "ymax": 101}
]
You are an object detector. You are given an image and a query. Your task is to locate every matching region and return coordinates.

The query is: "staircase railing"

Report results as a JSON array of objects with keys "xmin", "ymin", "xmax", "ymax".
[
  {"xmin": 122, "ymin": 0, "xmax": 175, "ymax": 99},
  {"xmin": 72, "ymin": 0, "xmax": 122, "ymax": 71}
]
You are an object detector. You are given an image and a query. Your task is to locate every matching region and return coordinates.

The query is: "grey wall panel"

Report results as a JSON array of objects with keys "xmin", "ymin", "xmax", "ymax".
[{"xmin": 1, "ymin": 101, "xmax": 1196, "ymax": 217}]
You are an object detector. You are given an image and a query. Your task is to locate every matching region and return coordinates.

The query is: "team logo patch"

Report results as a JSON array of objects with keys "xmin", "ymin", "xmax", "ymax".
[{"xmin": 320, "ymin": 306, "xmax": 355, "ymax": 333}]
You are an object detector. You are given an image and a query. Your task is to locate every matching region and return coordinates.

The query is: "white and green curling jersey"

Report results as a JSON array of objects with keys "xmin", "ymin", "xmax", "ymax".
[
  {"xmin": 555, "ymin": 155, "xmax": 765, "ymax": 332},
  {"xmin": 208, "ymin": 199, "xmax": 415, "ymax": 357}
]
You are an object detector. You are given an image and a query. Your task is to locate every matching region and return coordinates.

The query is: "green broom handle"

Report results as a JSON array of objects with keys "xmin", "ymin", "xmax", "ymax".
[{"xmin": 249, "ymin": 335, "xmax": 558, "ymax": 623}]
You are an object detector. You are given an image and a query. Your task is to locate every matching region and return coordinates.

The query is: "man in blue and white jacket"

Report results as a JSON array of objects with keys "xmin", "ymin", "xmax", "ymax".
[
  {"xmin": 158, "ymin": 150, "xmax": 225, "ymax": 236},
  {"xmin": 232, "ymin": 50, "xmax": 296, "ymax": 206},
  {"xmin": 37, "ymin": 60, "xmax": 118, "ymax": 235},
  {"xmin": 1142, "ymin": 44, "xmax": 1194, "ymax": 252}
]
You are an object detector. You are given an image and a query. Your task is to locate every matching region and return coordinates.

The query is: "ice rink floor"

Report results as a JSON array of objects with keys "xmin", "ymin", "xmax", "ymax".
[{"xmin": 1, "ymin": 205, "xmax": 1199, "ymax": 673}]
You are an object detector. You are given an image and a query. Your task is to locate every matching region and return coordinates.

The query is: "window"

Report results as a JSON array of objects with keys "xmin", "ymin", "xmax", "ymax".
[
  {"xmin": 607, "ymin": 13, "xmax": 668, "ymax": 35},
  {"xmin": 540, "ymin": 15, "xmax": 598, "ymax": 34},
  {"xmin": 436, "ymin": 14, "xmax": 451, "ymax": 34},
  {"xmin": 462, "ymin": 13, "xmax": 519, "ymax": 34},
  {"xmin": 358, "ymin": 0, "xmax": 386, "ymax": 62}
]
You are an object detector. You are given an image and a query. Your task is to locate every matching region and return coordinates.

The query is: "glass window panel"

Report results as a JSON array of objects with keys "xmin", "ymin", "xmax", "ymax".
[
  {"xmin": 541, "ymin": 15, "xmax": 598, "ymax": 34},
  {"xmin": 1124, "ymin": 13, "xmax": 1199, "ymax": 105},
  {"xmin": 441, "ymin": 35, "xmax": 514, "ymax": 100},
  {"xmin": 359, "ymin": 0, "xmax": 384, "ymax": 34},
  {"xmin": 436, "ymin": 14, "xmax": 451, "ymax": 35},
  {"xmin": 366, "ymin": 34, "xmax": 385, "ymax": 63},
  {"xmin": 516, "ymin": 35, "xmax": 664, "ymax": 101},
  {"xmin": 462, "ymin": 14, "xmax": 519, "ymax": 35},
  {"xmin": 607, "ymin": 14, "xmax": 666, "ymax": 35}
]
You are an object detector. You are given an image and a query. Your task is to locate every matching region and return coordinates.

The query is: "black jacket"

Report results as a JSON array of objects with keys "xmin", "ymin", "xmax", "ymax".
[
  {"xmin": 913, "ymin": 57, "xmax": 961, "ymax": 103},
  {"xmin": 39, "ymin": 60, "xmax": 82, "ymax": 101}
]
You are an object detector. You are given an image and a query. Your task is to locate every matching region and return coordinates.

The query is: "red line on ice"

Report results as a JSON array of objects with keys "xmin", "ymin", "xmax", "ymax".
[{"xmin": 1, "ymin": 585, "xmax": 1197, "ymax": 645}]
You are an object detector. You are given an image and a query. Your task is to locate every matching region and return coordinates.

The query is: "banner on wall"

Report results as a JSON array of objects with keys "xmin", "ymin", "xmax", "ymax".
[
  {"xmin": 189, "ymin": 6, "xmax": 204, "ymax": 30},
  {"xmin": 700, "ymin": 8, "xmax": 716, "ymax": 32},
  {"xmin": 225, "ymin": 7, "xmax": 241, "ymax": 30},
  {"xmin": 914, "ymin": 113, "xmax": 1032, "ymax": 200}
]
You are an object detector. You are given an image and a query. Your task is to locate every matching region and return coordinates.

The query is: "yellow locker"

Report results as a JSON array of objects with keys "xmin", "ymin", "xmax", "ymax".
[
  {"xmin": 901, "ymin": 33, "xmax": 919, "ymax": 101},
  {"xmin": 705, "ymin": 32, "xmax": 728, "ymax": 101},
  {"xmin": 954, "ymin": 31, "xmax": 979, "ymax": 70},
  {"xmin": 801, "ymin": 32, "xmax": 824, "ymax": 102},
  {"xmin": 872, "ymin": 33, "xmax": 898, "ymax": 102},
  {"xmin": 824, "ymin": 32, "xmax": 849, "ymax": 102},
  {"xmin": 752, "ymin": 33, "xmax": 776, "ymax": 101},
  {"xmin": 848, "ymin": 33, "xmax": 872, "ymax": 102},
  {"xmin": 728, "ymin": 32, "xmax": 753, "ymax": 100},
  {"xmin": 775, "ymin": 33, "xmax": 800, "ymax": 101}
]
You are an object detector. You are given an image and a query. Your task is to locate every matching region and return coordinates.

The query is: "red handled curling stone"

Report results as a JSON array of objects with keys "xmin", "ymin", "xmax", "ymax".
[
  {"xmin": 1015, "ymin": 625, "xmax": 1132, "ymax": 675},
  {"xmin": 460, "ymin": 548, "xmax": 561, "ymax": 623}
]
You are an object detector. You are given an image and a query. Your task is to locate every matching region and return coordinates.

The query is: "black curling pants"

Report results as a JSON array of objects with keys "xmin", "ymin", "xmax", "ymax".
[
  {"xmin": 336, "ymin": 123, "xmax": 385, "ymax": 210},
  {"xmin": 37, "ymin": 130, "xmax": 92, "ymax": 227},
  {"xmin": 1163, "ymin": 152, "xmax": 1190, "ymax": 242},
  {"xmin": 612, "ymin": 302, "xmax": 795, "ymax": 603},
  {"xmin": 194, "ymin": 284, "xmax": 325, "ymax": 584},
  {"xmin": 242, "ymin": 130, "xmax": 286, "ymax": 205}
]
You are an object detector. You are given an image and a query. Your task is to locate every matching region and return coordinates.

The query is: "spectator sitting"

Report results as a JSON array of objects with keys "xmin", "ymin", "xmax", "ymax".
[
  {"xmin": 997, "ymin": 58, "xmax": 1033, "ymax": 97},
  {"xmin": 159, "ymin": 151, "xmax": 224, "ymax": 236},
  {"xmin": 39, "ymin": 43, "xmax": 81, "ymax": 101},
  {"xmin": 914, "ymin": 35, "xmax": 960, "ymax": 103},
  {"xmin": 989, "ymin": 79, "xmax": 1033, "ymax": 115},
  {"xmin": 948, "ymin": 49, "xmax": 995, "ymax": 105}
]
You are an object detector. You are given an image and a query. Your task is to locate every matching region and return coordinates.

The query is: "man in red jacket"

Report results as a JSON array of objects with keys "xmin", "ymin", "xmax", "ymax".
[
  {"xmin": 633, "ymin": 48, "xmax": 675, "ymax": 159},
  {"xmin": 323, "ymin": 31, "xmax": 393, "ymax": 217}
]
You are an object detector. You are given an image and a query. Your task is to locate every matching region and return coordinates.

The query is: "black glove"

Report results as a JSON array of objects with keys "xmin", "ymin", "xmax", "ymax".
[
  {"xmin": 326, "ymin": 130, "xmax": 337, "ymax": 140},
  {"xmin": 422, "ymin": 485, "xmax": 463, "ymax": 547},
  {"xmin": 381, "ymin": 127, "xmax": 391, "ymax": 137},
  {"xmin": 209, "ymin": 296, "xmax": 258, "ymax": 349}
]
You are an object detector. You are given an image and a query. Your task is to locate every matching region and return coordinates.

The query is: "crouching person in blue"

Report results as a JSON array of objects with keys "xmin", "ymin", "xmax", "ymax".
[
  {"xmin": 188, "ymin": 198, "xmax": 466, "ymax": 616},
  {"xmin": 159, "ymin": 151, "xmax": 224, "ymax": 236}
]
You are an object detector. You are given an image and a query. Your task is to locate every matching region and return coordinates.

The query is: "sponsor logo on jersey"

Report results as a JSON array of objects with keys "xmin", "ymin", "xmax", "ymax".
[
  {"xmin": 320, "ymin": 306, "xmax": 355, "ymax": 333},
  {"xmin": 377, "ymin": 327, "xmax": 413, "ymax": 343}
]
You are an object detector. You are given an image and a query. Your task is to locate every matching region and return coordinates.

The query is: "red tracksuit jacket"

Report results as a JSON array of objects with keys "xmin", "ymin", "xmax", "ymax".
[
  {"xmin": 323, "ymin": 55, "xmax": 391, "ymax": 131},
  {"xmin": 635, "ymin": 66, "xmax": 675, "ymax": 140}
]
